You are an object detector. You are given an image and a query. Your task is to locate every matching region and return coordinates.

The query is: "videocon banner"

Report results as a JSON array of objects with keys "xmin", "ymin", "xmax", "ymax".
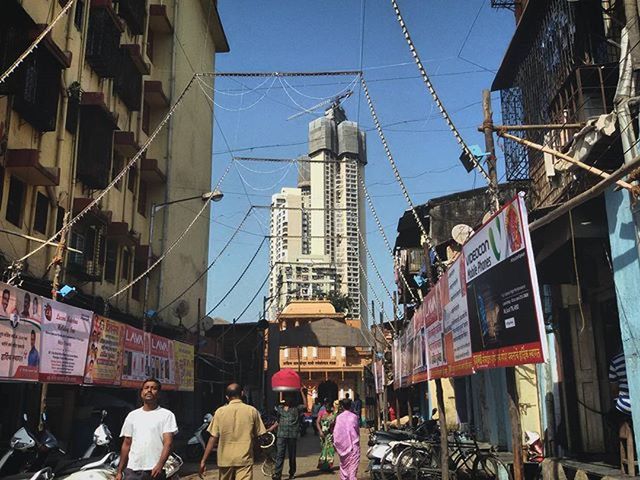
[
  {"xmin": 394, "ymin": 194, "xmax": 546, "ymax": 386},
  {"xmin": 0, "ymin": 282, "xmax": 42, "ymax": 381},
  {"xmin": 174, "ymin": 341, "xmax": 194, "ymax": 392},
  {"xmin": 40, "ymin": 300, "xmax": 93, "ymax": 383},
  {"xmin": 84, "ymin": 316, "xmax": 125, "ymax": 386}
]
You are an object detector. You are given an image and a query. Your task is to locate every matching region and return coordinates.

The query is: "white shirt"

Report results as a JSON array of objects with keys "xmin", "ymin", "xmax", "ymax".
[{"xmin": 120, "ymin": 406, "xmax": 178, "ymax": 471}]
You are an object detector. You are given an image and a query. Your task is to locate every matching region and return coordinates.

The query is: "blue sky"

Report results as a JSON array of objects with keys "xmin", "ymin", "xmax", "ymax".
[{"xmin": 193, "ymin": 1, "xmax": 517, "ymax": 324}]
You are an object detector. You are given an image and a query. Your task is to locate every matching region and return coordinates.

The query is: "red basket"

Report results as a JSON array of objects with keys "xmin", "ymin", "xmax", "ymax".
[{"xmin": 271, "ymin": 368, "xmax": 301, "ymax": 392}]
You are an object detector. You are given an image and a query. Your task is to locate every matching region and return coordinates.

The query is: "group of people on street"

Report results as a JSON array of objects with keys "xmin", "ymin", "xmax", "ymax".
[{"xmin": 112, "ymin": 378, "xmax": 361, "ymax": 480}]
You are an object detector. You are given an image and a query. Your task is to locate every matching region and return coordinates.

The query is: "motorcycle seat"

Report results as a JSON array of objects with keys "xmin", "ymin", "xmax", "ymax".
[
  {"xmin": 54, "ymin": 455, "xmax": 111, "ymax": 476},
  {"xmin": 3, "ymin": 468, "xmax": 52, "ymax": 480}
]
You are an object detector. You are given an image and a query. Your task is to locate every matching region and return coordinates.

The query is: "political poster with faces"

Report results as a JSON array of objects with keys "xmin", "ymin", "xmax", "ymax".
[
  {"xmin": 0, "ymin": 282, "xmax": 41, "ymax": 380},
  {"xmin": 84, "ymin": 316, "xmax": 125, "ymax": 385},
  {"xmin": 40, "ymin": 300, "xmax": 93, "ymax": 383}
]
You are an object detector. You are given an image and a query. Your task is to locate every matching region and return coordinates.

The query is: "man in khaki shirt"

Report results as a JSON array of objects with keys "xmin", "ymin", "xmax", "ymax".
[{"xmin": 199, "ymin": 384, "xmax": 268, "ymax": 480}]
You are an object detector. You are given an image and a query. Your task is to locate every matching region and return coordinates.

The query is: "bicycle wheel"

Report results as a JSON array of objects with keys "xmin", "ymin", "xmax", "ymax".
[
  {"xmin": 471, "ymin": 454, "xmax": 512, "ymax": 480},
  {"xmin": 261, "ymin": 457, "xmax": 275, "ymax": 477},
  {"xmin": 395, "ymin": 446, "xmax": 439, "ymax": 480}
]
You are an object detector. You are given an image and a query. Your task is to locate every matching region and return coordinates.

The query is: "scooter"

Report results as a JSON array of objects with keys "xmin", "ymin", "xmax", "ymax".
[
  {"xmin": 186, "ymin": 413, "xmax": 213, "ymax": 461},
  {"xmin": 0, "ymin": 413, "xmax": 64, "ymax": 476},
  {"xmin": 82, "ymin": 410, "xmax": 113, "ymax": 459}
]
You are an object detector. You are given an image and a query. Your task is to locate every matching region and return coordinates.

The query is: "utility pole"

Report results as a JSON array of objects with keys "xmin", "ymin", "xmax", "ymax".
[
  {"xmin": 482, "ymin": 89, "xmax": 500, "ymax": 213},
  {"xmin": 40, "ymin": 212, "xmax": 70, "ymax": 428},
  {"xmin": 483, "ymin": 88, "xmax": 524, "ymax": 480}
]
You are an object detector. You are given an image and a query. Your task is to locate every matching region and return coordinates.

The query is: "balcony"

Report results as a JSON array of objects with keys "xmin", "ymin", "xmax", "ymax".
[
  {"xmin": 144, "ymin": 80, "xmax": 169, "ymax": 108},
  {"xmin": 5, "ymin": 149, "xmax": 60, "ymax": 186},
  {"xmin": 114, "ymin": 131, "xmax": 141, "ymax": 158},
  {"xmin": 76, "ymin": 92, "xmax": 118, "ymax": 189},
  {"xmin": 107, "ymin": 221, "xmax": 139, "ymax": 247},
  {"xmin": 118, "ymin": 0, "xmax": 146, "ymax": 35},
  {"xmin": 86, "ymin": 1, "xmax": 123, "ymax": 78},
  {"xmin": 149, "ymin": 4, "xmax": 172, "ymax": 33},
  {"xmin": 73, "ymin": 197, "xmax": 112, "ymax": 226},
  {"xmin": 140, "ymin": 158, "xmax": 166, "ymax": 184}
]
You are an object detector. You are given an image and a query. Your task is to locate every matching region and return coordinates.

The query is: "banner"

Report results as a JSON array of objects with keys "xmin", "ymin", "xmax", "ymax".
[
  {"xmin": 149, "ymin": 334, "xmax": 175, "ymax": 389},
  {"xmin": 40, "ymin": 300, "xmax": 93, "ymax": 383},
  {"xmin": 121, "ymin": 325, "xmax": 147, "ymax": 388},
  {"xmin": 395, "ymin": 194, "xmax": 546, "ymax": 385},
  {"xmin": 84, "ymin": 316, "xmax": 125, "ymax": 385},
  {"xmin": 374, "ymin": 359, "xmax": 385, "ymax": 394},
  {"xmin": 174, "ymin": 341, "xmax": 194, "ymax": 392},
  {"xmin": 0, "ymin": 282, "xmax": 41, "ymax": 381}
]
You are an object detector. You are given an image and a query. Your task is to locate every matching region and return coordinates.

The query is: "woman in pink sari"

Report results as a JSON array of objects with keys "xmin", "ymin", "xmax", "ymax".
[{"xmin": 332, "ymin": 399, "xmax": 360, "ymax": 480}]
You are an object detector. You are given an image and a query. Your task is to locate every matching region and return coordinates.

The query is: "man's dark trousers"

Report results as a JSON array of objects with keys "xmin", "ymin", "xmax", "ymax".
[{"xmin": 273, "ymin": 437, "xmax": 297, "ymax": 479}]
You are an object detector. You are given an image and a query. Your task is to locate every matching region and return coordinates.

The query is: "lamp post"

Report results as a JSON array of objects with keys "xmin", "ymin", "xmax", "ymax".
[{"xmin": 142, "ymin": 189, "xmax": 224, "ymax": 334}]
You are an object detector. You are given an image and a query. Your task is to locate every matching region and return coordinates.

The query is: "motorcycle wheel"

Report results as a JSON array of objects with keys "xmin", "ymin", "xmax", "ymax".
[{"xmin": 186, "ymin": 444, "xmax": 202, "ymax": 462}]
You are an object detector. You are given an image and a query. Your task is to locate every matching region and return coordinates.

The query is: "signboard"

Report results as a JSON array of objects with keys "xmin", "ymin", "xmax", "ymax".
[
  {"xmin": 0, "ymin": 282, "xmax": 41, "ymax": 381},
  {"xmin": 84, "ymin": 316, "xmax": 125, "ymax": 385},
  {"xmin": 149, "ymin": 334, "xmax": 175, "ymax": 389},
  {"xmin": 374, "ymin": 359, "xmax": 385, "ymax": 394},
  {"xmin": 121, "ymin": 325, "xmax": 147, "ymax": 388},
  {"xmin": 174, "ymin": 341, "xmax": 194, "ymax": 392},
  {"xmin": 40, "ymin": 301, "xmax": 93, "ymax": 383},
  {"xmin": 394, "ymin": 195, "xmax": 546, "ymax": 385}
]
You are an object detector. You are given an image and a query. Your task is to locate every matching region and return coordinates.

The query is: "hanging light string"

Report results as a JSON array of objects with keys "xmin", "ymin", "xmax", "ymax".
[
  {"xmin": 389, "ymin": 0, "xmax": 492, "ymax": 189},
  {"xmin": 0, "ymin": 0, "xmax": 77, "ymax": 85}
]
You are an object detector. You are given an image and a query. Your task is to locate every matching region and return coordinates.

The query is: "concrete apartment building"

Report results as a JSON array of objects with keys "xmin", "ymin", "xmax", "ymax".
[
  {"xmin": 268, "ymin": 105, "xmax": 368, "ymax": 322},
  {"xmin": 0, "ymin": 0, "xmax": 227, "ymax": 327}
]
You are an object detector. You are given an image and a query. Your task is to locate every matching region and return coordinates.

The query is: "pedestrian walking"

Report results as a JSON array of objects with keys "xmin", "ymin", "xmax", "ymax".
[
  {"xmin": 333, "ymin": 399, "xmax": 360, "ymax": 480},
  {"xmin": 116, "ymin": 378, "xmax": 178, "ymax": 480},
  {"xmin": 199, "ymin": 383, "xmax": 270, "ymax": 480},
  {"xmin": 316, "ymin": 399, "xmax": 336, "ymax": 472},
  {"xmin": 353, "ymin": 393, "xmax": 363, "ymax": 427},
  {"xmin": 271, "ymin": 388, "xmax": 307, "ymax": 480},
  {"xmin": 311, "ymin": 398, "xmax": 322, "ymax": 435}
]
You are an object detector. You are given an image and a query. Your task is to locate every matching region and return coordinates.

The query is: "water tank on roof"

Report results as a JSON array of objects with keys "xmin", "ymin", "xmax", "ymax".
[
  {"xmin": 338, "ymin": 121, "xmax": 361, "ymax": 159},
  {"xmin": 309, "ymin": 117, "xmax": 336, "ymax": 155}
]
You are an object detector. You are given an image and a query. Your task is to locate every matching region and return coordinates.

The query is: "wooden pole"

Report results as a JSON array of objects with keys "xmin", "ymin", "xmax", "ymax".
[
  {"xmin": 529, "ymin": 151, "xmax": 640, "ymax": 231},
  {"xmin": 395, "ymin": 395, "xmax": 401, "ymax": 427},
  {"xmin": 40, "ymin": 212, "xmax": 71, "ymax": 429},
  {"xmin": 498, "ymin": 130, "xmax": 635, "ymax": 191},
  {"xmin": 506, "ymin": 368, "xmax": 524, "ymax": 480},
  {"xmin": 482, "ymin": 89, "xmax": 500, "ymax": 212},
  {"xmin": 435, "ymin": 379, "xmax": 450, "ymax": 480},
  {"xmin": 382, "ymin": 387, "xmax": 389, "ymax": 431}
]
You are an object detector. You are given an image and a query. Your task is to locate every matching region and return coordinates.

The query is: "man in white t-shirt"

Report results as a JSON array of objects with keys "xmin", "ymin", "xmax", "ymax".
[{"xmin": 116, "ymin": 378, "xmax": 178, "ymax": 480}]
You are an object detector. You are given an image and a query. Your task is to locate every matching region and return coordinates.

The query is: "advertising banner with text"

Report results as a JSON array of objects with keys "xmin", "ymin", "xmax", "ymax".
[
  {"xmin": 84, "ymin": 316, "xmax": 125, "ymax": 386},
  {"xmin": 174, "ymin": 341, "xmax": 194, "ymax": 392},
  {"xmin": 40, "ymin": 300, "xmax": 93, "ymax": 383},
  {"xmin": 121, "ymin": 325, "xmax": 147, "ymax": 388},
  {"xmin": 394, "ymin": 194, "xmax": 546, "ymax": 386},
  {"xmin": 149, "ymin": 334, "xmax": 175, "ymax": 390},
  {"xmin": 0, "ymin": 282, "xmax": 41, "ymax": 381}
]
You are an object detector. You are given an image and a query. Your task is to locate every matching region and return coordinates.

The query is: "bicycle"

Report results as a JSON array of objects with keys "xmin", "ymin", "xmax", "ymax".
[{"xmin": 257, "ymin": 431, "xmax": 276, "ymax": 477}]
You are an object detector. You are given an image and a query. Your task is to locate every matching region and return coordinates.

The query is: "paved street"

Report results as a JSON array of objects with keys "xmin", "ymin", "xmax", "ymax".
[{"xmin": 183, "ymin": 430, "xmax": 370, "ymax": 480}]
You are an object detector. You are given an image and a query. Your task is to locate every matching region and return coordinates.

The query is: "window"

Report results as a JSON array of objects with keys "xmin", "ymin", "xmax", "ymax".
[
  {"xmin": 330, "ymin": 347, "xmax": 336, "ymax": 358},
  {"xmin": 104, "ymin": 240, "xmax": 118, "ymax": 283},
  {"xmin": 137, "ymin": 180, "xmax": 147, "ymax": 216},
  {"xmin": 74, "ymin": 0, "xmax": 85, "ymax": 31},
  {"xmin": 312, "ymin": 347, "xmax": 318, "ymax": 358},
  {"xmin": 128, "ymin": 166, "xmax": 137, "ymax": 193},
  {"xmin": 114, "ymin": 48, "xmax": 143, "ymax": 111},
  {"xmin": 118, "ymin": 0, "xmax": 146, "ymax": 35},
  {"xmin": 86, "ymin": 7, "xmax": 122, "ymax": 78},
  {"xmin": 33, "ymin": 192, "xmax": 49, "ymax": 234},
  {"xmin": 121, "ymin": 248, "xmax": 131, "ymax": 280},
  {"xmin": 6, "ymin": 176, "xmax": 26, "ymax": 226},
  {"xmin": 68, "ymin": 231, "xmax": 85, "ymax": 267},
  {"xmin": 302, "ymin": 347, "xmax": 307, "ymax": 358},
  {"xmin": 142, "ymin": 101, "xmax": 150, "ymax": 135},
  {"xmin": 341, "ymin": 347, "xmax": 346, "ymax": 358},
  {"xmin": 131, "ymin": 261, "xmax": 144, "ymax": 301},
  {"xmin": 284, "ymin": 347, "xmax": 289, "ymax": 359},
  {"xmin": 77, "ymin": 106, "xmax": 115, "ymax": 189},
  {"xmin": 112, "ymin": 153, "xmax": 124, "ymax": 190}
]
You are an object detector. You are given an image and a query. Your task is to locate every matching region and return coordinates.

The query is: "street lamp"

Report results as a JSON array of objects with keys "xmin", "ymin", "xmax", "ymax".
[{"xmin": 142, "ymin": 189, "xmax": 224, "ymax": 333}]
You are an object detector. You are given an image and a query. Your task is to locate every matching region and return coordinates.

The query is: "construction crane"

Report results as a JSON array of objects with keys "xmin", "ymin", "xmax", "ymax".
[{"xmin": 287, "ymin": 90, "xmax": 353, "ymax": 121}]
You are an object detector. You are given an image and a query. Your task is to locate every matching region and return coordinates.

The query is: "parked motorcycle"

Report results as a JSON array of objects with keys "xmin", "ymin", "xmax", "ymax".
[
  {"xmin": 2, "ymin": 467, "xmax": 55, "ymax": 480},
  {"xmin": 186, "ymin": 413, "xmax": 213, "ymax": 461},
  {"xmin": 0, "ymin": 413, "xmax": 64, "ymax": 476}
]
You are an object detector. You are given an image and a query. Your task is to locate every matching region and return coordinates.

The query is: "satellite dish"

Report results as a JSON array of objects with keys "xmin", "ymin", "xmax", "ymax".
[
  {"xmin": 172, "ymin": 300, "xmax": 190, "ymax": 326},
  {"xmin": 451, "ymin": 224, "xmax": 474, "ymax": 246},
  {"xmin": 200, "ymin": 316, "xmax": 214, "ymax": 332}
]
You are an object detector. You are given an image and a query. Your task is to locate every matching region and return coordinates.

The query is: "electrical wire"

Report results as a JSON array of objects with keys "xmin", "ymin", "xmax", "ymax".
[{"xmin": 154, "ymin": 208, "xmax": 254, "ymax": 314}]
